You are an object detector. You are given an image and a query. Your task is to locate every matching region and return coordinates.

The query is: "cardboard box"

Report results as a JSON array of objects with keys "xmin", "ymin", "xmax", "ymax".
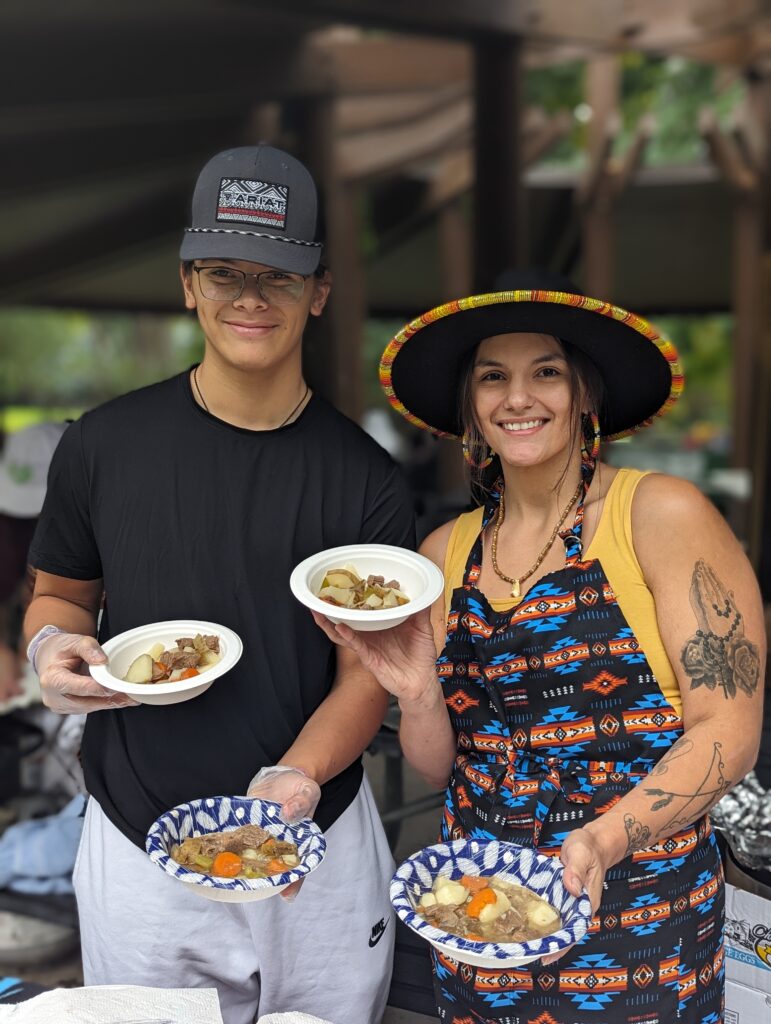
[
  {"xmin": 724, "ymin": 882, "xmax": 771, "ymax": 995},
  {"xmin": 724, "ymin": 978, "xmax": 771, "ymax": 1022}
]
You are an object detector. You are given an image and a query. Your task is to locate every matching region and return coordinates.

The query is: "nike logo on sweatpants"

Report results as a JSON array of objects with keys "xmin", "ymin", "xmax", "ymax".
[{"xmin": 368, "ymin": 917, "xmax": 388, "ymax": 947}]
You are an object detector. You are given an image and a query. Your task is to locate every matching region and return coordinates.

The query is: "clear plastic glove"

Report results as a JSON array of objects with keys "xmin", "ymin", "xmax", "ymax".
[
  {"xmin": 35, "ymin": 631, "xmax": 139, "ymax": 715},
  {"xmin": 246, "ymin": 765, "xmax": 321, "ymax": 825},
  {"xmin": 246, "ymin": 765, "xmax": 322, "ymax": 903}
]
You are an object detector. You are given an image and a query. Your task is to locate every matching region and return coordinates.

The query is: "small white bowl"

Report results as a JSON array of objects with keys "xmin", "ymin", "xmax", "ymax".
[
  {"xmin": 146, "ymin": 796, "xmax": 326, "ymax": 903},
  {"xmin": 89, "ymin": 619, "xmax": 243, "ymax": 706},
  {"xmin": 289, "ymin": 544, "xmax": 444, "ymax": 631}
]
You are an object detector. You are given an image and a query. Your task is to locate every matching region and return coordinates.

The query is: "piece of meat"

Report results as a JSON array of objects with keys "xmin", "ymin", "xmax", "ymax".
[
  {"xmin": 490, "ymin": 907, "xmax": 528, "ymax": 941},
  {"xmin": 423, "ymin": 904, "xmax": 464, "ymax": 932},
  {"xmin": 159, "ymin": 649, "xmax": 201, "ymax": 670},
  {"xmin": 175, "ymin": 823, "xmax": 273, "ymax": 865}
]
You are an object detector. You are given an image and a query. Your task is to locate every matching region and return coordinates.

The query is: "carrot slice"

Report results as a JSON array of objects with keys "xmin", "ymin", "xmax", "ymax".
[
  {"xmin": 266, "ymin": 858, "xmax": 288, "ymax": 875},
  {"xmin": 465, "ymin": 933, "xmax": 485, "ymax": 942},
  {"xmin": 466, "ymin": 887, "xmax": 497, "ymax": 918},
  {"xmin": 179, "ymin": 667, "xmax": 200, "ymax": 680},
  {"xmin": 460, "ymin": 875, "xmax": 489, "ymax": 892},
  {"xmin": 211, "ymin": 851, "xmax": 242, "ymax": 877}
]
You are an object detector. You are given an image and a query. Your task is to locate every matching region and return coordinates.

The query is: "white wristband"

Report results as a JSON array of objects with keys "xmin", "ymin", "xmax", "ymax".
[{"xmin": 26, "ymin": 625, "xmax": 66, "ymax": 674}]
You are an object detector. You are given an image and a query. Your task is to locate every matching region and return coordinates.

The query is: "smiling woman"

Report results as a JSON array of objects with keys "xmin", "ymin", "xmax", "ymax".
[{"xmin": 307, "ymin": 267, "xmax": 767, "ymax": 1022}]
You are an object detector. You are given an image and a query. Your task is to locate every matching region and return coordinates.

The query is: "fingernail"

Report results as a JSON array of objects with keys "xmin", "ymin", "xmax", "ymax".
[{"xmin": 282, "ymin": 892, "xmax": 297, "ymax": 903}]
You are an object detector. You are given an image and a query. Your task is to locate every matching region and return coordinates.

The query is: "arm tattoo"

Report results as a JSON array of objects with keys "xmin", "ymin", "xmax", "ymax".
[
  {"xmin": 624, "ymin": 814, "xmax": 652, "ymax": 854},
  {"xmin": 643, "ymin": 741, "xmax": 733, "ymax": 832},
  {"xmin": 680, "ymin": 559, "xmax": 759, "ymax": 698},
  {"xmin": 648, "ymin": 736, "xmax": 693, "ymax": 777}
]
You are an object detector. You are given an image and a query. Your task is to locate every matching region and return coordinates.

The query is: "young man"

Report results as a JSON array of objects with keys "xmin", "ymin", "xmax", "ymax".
[{"xmin": 24, "ymin": 146, "xmax": 415, "ymax": 1024}]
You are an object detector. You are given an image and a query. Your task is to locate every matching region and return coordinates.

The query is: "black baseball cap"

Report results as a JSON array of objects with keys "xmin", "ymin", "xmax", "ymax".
[{"xmin": 180, "ymin": 145, "xmax": 323, "ymax": 275}]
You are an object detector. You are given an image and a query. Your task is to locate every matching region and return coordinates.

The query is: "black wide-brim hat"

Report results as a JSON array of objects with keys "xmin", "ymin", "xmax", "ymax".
[{"xmin": 380, "ymin": 276, "xmax": 684, "ymax": 441}]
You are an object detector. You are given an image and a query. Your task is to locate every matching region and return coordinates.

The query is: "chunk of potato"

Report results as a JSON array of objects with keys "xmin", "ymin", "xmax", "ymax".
[
  {"xmin": 147, "ymin": 642, "xmax": 165, "ymax": 661},
  {"xmin": 434, "ymin": 879, "xmax": 468, "ymax": 906},
  {"xmin": 527, "ymin": 901, "xmax": 560, "ymax": 928},
  {"xmin": 478, "ymin": 888, "xmax": 511, "ymax": 924},
  {"xmin": 419, "ymin": 892, "xmax": 437, "ymax": 909},
  {"xmin": 123, "ymin": 653, "xmax": 154, "ymax": 683},
  {"xmin": 322, "ymin": 570, "xmax": 359, "ymax": 589}
]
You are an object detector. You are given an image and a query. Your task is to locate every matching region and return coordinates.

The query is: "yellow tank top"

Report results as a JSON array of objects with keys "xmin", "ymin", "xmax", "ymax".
[{"xmin": 442, "ymin": 468, "xmax": 682, "ymax": 717}]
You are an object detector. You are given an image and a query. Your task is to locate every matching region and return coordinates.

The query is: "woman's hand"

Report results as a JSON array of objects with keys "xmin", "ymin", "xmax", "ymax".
[
  {"xmin": 540, "ymin": 826, "xmax": 609, "ymax": 966},
  {"xmin": 311, "ymin": 606, "xmax": 440, "ymax": 706}
]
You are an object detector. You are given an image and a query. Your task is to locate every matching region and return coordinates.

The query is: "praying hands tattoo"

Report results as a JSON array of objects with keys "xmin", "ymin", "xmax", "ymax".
[{"xmin": 680, "ymin": 560, "xmax": 759, "ymax": 699}]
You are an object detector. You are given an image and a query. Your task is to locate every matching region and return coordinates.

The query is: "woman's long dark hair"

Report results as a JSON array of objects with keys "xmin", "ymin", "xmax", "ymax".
[{"xmin": 457, "ymin": 336, "xmax": 607, "ymax": 506}]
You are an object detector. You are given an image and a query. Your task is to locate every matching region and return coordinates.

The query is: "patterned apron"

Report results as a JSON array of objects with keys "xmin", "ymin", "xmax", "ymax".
[{"xmin": 433, "ymin": 478, "xmax": 724, "ymax": 1024}]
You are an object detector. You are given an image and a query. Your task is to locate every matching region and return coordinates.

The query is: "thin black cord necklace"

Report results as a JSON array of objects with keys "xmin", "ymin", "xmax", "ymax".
[{"xmin": 193, "ymin": 365, "xmax": 310, "ymax": 427}]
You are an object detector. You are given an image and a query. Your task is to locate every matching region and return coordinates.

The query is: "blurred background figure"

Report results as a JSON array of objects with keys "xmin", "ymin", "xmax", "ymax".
[
  {"xmin": 0, "ymin": 422, "xmax": 67, "ymax": 709},
  {"xmin": 0, "ymin": 420, "xmax": 83, "ymax": 975}
]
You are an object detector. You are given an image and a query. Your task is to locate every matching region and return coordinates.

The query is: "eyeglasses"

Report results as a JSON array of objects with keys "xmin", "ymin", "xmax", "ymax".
[{"xmin": 192, "ymin": 265, "xmax": 308, "ymax": 305}]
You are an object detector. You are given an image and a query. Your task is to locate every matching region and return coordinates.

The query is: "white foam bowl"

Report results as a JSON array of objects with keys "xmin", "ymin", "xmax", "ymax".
[
  {"xmin": 89, "ymin": 619, "xmax": 243, "ymax": 706},
  {"xmin": 290, "ymin": 544, "xmax": 444, "ymax": 631}
]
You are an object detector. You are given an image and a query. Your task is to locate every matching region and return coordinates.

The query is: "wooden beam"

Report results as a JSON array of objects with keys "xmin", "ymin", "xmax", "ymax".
[
  {"xmin": 244, "ymin": 0, "xmax": 628, "ymax": 44},
  {"xmin": 0, "ymin": 186, "xmax": 188, "ymax": 304},
  {"xmin": 611, "ymin": 112, "xmax": 656, "ymax": 195},
  {"xmin": 306, "ymin": 34, "xmax": 471, "ymax": 94},
  {"xmin": 335, "ymin": 84, "xmax": 468, "ymax": 133},
  {"xmin": 337, "ymin": 96, "xmax": 473, "ymax": 181},
  {"xmin": 700, "ymin": 107, "xmax": 759, "ymax": 192},
  {"xmin": 473, "ymin": 36, "xmax": 525, "ymax": 291}
]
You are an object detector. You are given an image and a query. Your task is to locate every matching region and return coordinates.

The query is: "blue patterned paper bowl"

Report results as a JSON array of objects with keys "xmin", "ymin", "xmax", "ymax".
[
  {"xmin": 146, "ymin": 796, "xmax": 326, "ymax": 903},
  {"xmin": 390, "ymin": 839, "xmax": 592, "ymax": 968}
]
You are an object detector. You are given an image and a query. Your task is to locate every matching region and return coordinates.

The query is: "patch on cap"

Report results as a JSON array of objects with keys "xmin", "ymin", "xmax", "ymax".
[{"xmin": 216, "ymin": 177, "xmax": 288, "ymax": 231}]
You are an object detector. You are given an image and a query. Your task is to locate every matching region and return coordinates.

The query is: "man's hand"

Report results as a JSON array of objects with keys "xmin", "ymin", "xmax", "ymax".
[
  {"xmin": 246, "ymin": 765, "xmax": 321, "ymax": 824},
  {"xmin": 246, "ymin": 765, "xmax": 322, "ymax": 902},
  {"xmin": 35, "ymin": 631, "xmax": 139, "ymax": 714}
]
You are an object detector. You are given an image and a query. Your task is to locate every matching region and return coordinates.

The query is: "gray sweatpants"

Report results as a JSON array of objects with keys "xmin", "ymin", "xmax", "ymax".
[{"xmin": 73, "ymin": 778, "xmax": 396, "ymax": 1024}]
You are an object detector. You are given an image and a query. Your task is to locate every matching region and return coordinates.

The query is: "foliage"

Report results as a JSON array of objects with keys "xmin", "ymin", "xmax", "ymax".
[
  {"xmin": 526, "ymin": 53, "xmax": 746, "ymax": 167},
  {"xmin": 0, "ymin": 308, "xmax": 203, "ymax": 426}
]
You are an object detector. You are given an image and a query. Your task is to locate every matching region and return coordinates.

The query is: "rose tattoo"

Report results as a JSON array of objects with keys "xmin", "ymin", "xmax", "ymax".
[{"xmin": 680, "ymin": 560, "xmax": 759, "ymax": 698}]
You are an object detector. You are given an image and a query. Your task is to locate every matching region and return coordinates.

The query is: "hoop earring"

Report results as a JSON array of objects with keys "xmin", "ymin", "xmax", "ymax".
[
  {"xmin": 581, "ymin": 411, "xmax": 601, "ymax": 464},
  {"xmin": 462, "ymin": 430, "xmax": 493, "ymax": 469}
]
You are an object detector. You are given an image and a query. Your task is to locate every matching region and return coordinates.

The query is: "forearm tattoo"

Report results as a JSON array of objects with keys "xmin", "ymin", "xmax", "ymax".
[
  {"xmin": 680, "ymin": 559, "xmax": 759, "ymax": 698},
  {"xmin": 643, "ymin": 741, "xmax": 732, "ymax": 832},
  {"xmin": 624, "ymin": 814, "xmax": 652, "ymax": 855}
]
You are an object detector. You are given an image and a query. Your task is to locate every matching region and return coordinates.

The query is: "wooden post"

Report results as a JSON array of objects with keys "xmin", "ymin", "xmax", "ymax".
[
  {"xmin": 748, "ymin": 74, "xmax": 771, "ymax": 587},
  {"xmin": 294, "ymin": 96, "xmax": 366, "ymax": 423},
  {"xmin": 437, "ymin": 199, "xmax": 471, "ymax": 497},
  {"xmin": 580, "ymin": 56, "xmax": 620, "ymax": 299},
  {"xmin": 472, "ymin": 35, "xmax": 524, "ymax": 291},
  {"xmin": 700, "ymin": 106, "xmax": 762, "ymax": 544}
]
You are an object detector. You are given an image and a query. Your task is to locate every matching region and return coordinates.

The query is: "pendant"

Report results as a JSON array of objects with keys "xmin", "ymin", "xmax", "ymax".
[{"xmin": 511, "ymin": 579, "xmax": 521, "ymax": 599}]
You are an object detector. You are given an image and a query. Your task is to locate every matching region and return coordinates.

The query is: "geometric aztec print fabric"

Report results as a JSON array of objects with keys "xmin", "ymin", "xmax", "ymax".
[{"xmin": 431, "ymin": 482, "xmax": 724, "ymax": 1022}]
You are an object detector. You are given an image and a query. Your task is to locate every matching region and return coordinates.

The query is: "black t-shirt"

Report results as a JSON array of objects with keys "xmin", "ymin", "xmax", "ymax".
[{"xmin": 29, "ymin": 372, "xmax": 415, "ymax": 847}]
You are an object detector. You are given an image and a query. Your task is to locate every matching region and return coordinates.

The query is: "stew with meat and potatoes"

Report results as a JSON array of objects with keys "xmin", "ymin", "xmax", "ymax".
[
  {"xmin": 317, "ymin": 566, "xmax": 410, "ymax": 610},
  {"xmin": 122, "ymin": 633, "xmax": 221, "ymax": 684},
  {"xmin": 416, "ymin": 873, "xmax": 562, "ymax": 943},
  {"xmin": 170, "ymin": 823, "xmax": 300, "ymax": 879}
]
